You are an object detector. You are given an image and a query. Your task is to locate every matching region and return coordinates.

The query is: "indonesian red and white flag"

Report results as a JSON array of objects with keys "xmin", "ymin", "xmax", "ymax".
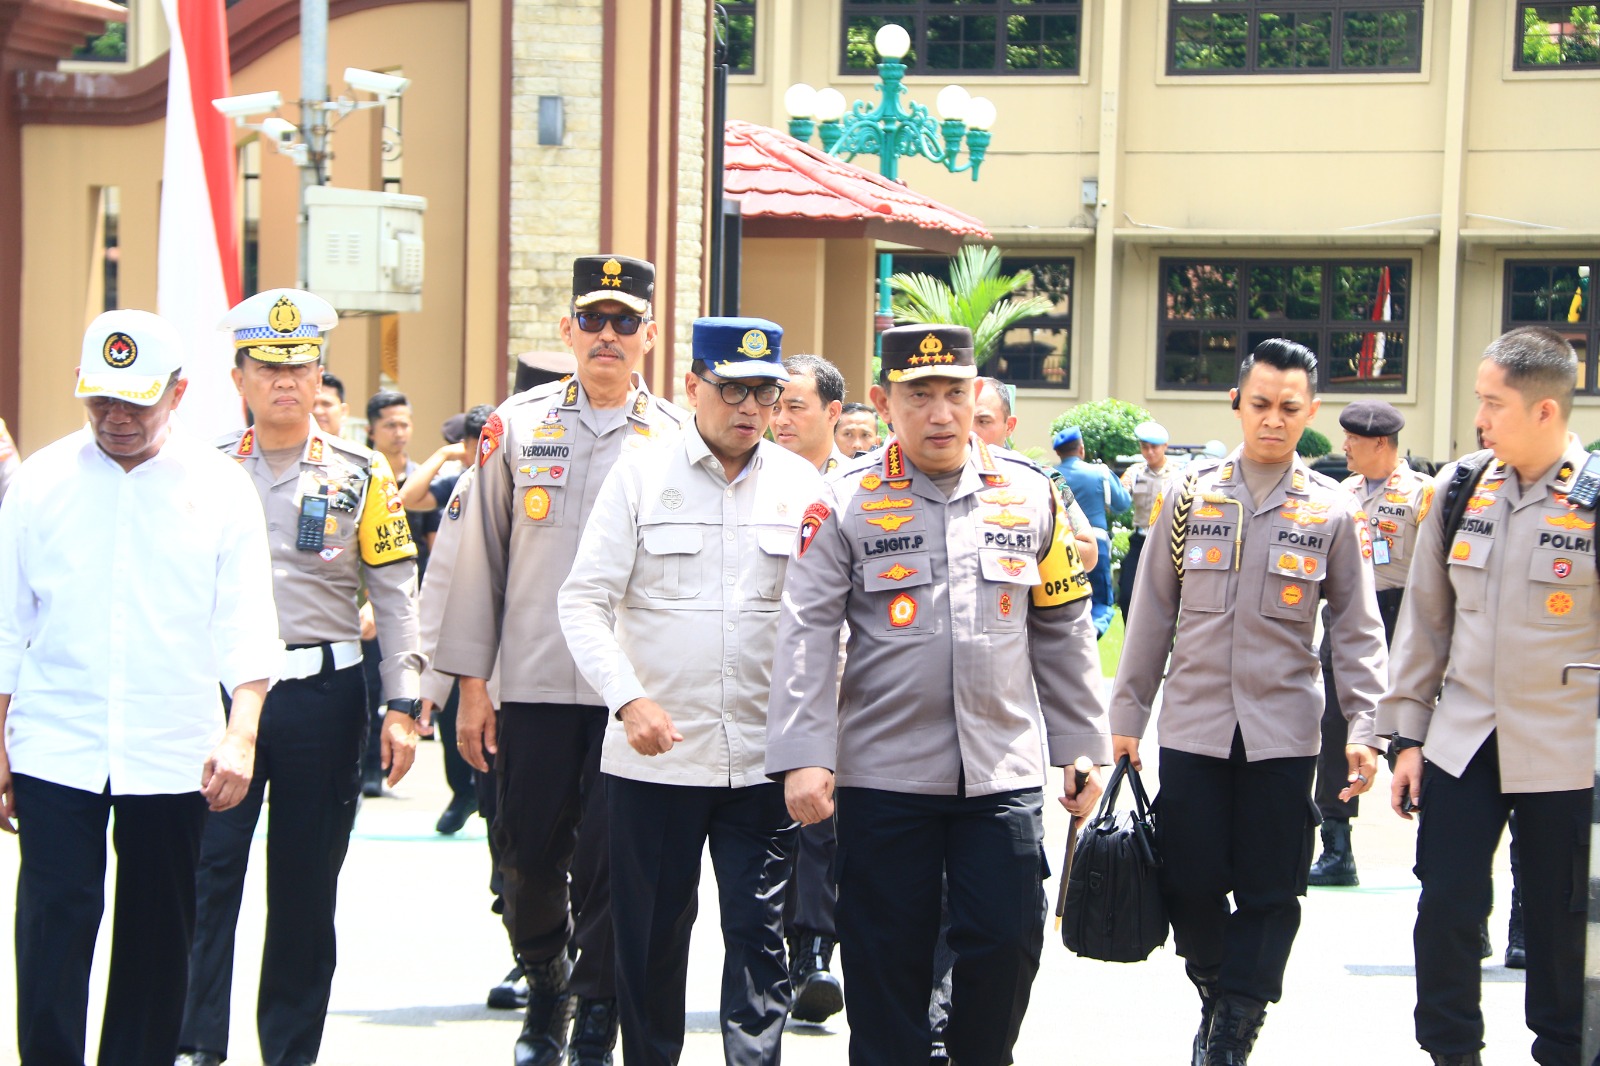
[{"xmin": 159, "ymin": 0, "xmax": 243, "ymax": 439}]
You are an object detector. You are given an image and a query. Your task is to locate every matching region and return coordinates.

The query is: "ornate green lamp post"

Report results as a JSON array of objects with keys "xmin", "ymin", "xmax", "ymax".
[{"xmin": 784, "ymin": 22, "xmax": 997, "ymax": 332}]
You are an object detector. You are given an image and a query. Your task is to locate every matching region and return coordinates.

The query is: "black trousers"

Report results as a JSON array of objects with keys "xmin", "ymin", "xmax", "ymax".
[
  {"xmin": 12, "ymin": 775, "xmax": 207, "ymax": 1066},
  {"xmin": 1156, "ymin": 731, "xmax": 1318, "ymax": 1004},
  {"xmin": 434, "ymin": 679, "xmax": 475, "ymax": 803},
  {"xmin": 1118, "ymin": 529, "xmax": 1147, "ymax": 624},
  {"xmin": 608, "ymin": 775, "xmax": 796, "ymax": 1066},
  {"xmin": 492, "ymin": 702, "xmax": 613, "ymax": 998},
  {"xmin": 782, "ymin": 816, "xmax": 837, "ymax": 940},
  {"xmin": 1413, "ymin": 732, "xmax": 1589, "ymax": 1064},
  {"xmin": 180, "ymin": 658, "xmax": 367, "ymax": 1066},
  {"xmin": 1314, "ymin": 588, "xmax": 1403, "ymax": 820},
  {"xmin": 834, "ymin": 786, "xmax": 1046, "ymax": 1066}
]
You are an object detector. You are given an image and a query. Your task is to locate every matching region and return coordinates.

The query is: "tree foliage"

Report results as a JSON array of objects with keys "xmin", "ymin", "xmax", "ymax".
[
  {"xmin": 889, "ymin": 245, "xmax": 1051, "ymax": 367},
  {"xmin": 1297, "ymin": 427, "xmax": 1333, "ymax": 458},
  {"xmin": 1048, "ymin": 398, "xmax": 1152, "ymax": 466}
]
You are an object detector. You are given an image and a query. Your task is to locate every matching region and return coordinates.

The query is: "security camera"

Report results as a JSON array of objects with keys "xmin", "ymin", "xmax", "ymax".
[
  {"xmin": 260, "ymin": 117, "xmax": 298, "ymax": 144},
  {"xmin": 343, "ymin": 67, "xmax": 410, "ymax": 98},
  {"xmin": 211, "ymin": 90, "xmax": 284, "ymax": 121}
]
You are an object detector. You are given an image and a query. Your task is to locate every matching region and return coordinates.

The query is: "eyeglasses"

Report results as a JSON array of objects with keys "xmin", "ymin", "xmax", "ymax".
[
  {"xmin": 696, "ymin": 375, "xmax": 784, "ymax": 407},
  {"xmin": 573, "ymin": 310, "xmax": 646, "ymax": 336}
]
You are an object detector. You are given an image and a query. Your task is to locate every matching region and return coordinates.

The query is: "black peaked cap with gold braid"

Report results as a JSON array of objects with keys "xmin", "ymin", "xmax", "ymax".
[{"xmin": 880, "ymin": 324, "xmax": 977, "ymax": 384}]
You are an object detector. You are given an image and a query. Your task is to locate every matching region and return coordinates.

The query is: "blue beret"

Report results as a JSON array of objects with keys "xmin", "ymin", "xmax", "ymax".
[
  {"xmin": 692, "ymin": 317, "xmax": 788, "ymax": 381},
  {"xmin": 1052, "ymin": 426, "xmax": 1082, "ymax": 450}
]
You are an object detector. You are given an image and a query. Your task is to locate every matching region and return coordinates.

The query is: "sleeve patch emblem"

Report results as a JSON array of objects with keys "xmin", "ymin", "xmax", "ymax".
[
  {"xmin": 480, "ymin": 413, "xmax": 505, "ymax": 467},
  {"xmin": 797, "ymin": 501, "xmax": 831, "ymax": 558}
]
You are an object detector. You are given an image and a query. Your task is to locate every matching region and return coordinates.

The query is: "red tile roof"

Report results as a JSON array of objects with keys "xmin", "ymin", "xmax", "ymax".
[{"xmin": 724, "ymin": 119, "xmax": 991, "ymax": 254}]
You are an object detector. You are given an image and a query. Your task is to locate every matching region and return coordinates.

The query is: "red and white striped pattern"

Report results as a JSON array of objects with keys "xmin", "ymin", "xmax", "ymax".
[{"xmin": 159, "ymin": 0, "xmax": 244, "ymax": 439}]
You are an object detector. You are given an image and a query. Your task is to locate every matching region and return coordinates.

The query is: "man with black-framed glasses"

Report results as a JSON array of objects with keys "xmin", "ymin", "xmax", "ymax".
[
  {"xmin": 561, "ymin": 316, "xmax": 823, "ymax": 1066},
  {"xmin": 436, "ymin": 255, "xmax": 687, "ymax": 1066}
]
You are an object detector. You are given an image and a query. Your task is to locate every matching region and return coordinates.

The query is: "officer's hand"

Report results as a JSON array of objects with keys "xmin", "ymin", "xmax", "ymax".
[
  {"xmin": 201, "ymin": 730, "xmax": 256, "ymax": 812},
  {"xmin": 1339, "ymin": 744, "xmax": 1380, "ymax": 803},
  {"xmin": 1059, "ymin": 757, "xmax": 1103, "ymax": 819},
  {"xmin": 618, "ymin": 698, "xmax": 683, "ymax": 756},
  {"xmin": 1076, "ymin": 532, "xmax": 1099, "ymax": 570},
  {"xmin": 1112, "ymin": 734, "xmax": 1142, "ymax": 771},
  {"xmin": 457, "ymin": 679, "xmax": 497, "ymax": 773},
  {"xmin": 417, "ymin": 698, "xmax": 436, "ymax": 737},
  {"xmin": 1390, "ymin": 746, "xmax": 1424, "ymax": 821},
  {"xmin": 359, "ymin": 602, "xmax": 377, "ymax": 642},
  {"xmin": 785, "ymin": 767, "xmax": 835, "ymax": 826},
  {"xmin": 382, "ymin": 711, "xmax": 419, "ymax": 787},
  {"xmin": 0, "ymin": 753, "xmax": 14, "ymax": 834}
]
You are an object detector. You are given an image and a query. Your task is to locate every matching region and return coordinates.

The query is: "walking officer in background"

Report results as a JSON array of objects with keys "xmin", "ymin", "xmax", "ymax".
[
  {"xmin": 435, "ymin": 256, "xmax": 687, "ymax": 1066},
  {"xmin": 562, "ymin": 318, "xmax": 823, "ymax": 1065},
  {"xmin": 1382, "ymin": 326, "xmax": 1598, "ymax": 1066},
  {"xmin": 769, "ymin": 352, "xmax": 848, "ymax": 1024},
  {"xmin": 0, "ymin": 310, "xmax": 281, "ymax": 1066},
  {"xmin": 1111, "ymin": 338, "xmax": 1388, "ymax": 1066},
  {"xmin": 1118, "ymin": 420, "xmax": 1183, "ymax": 626},
  {"xmin": 1053, "ymin": 424, "xmax": 1131, "ymax": 637},
  {"xmin": 1307, "ymin": 400, "xmax": 1429, "ymax": 887},
  {"xmin": 769, "ymin": 323, "xmax": 1109, "ymax": 1066},
  {"xmin": 177, "ymin": 289, "xmax": 424, "ymax": 1066}
]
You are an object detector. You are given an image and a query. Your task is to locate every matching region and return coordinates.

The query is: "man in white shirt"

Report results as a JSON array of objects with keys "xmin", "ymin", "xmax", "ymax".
[
  {"xmin": 560, "ymin": 317, "xmax": 823, "ymax": 1065},
  {"xmin": 0, "ymin": 310, "xmax": 281, "ymax": 1066}
]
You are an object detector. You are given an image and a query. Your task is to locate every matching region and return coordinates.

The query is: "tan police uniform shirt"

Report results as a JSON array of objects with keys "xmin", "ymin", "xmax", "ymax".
[
  {"xmin": 766, "ymin": 437, "xmax": 1110, "ymax": 797},
  {"xmin": 434, "ymin": 373, "xmax": 688, "ymax": 704},
  {"xmin": 220, "ymin": 422, "xmax": 423, "ymax": 699},
  {"xmin": 1342, "ymin": 460, "xmax": 1433, "ymax": 593},
  {"xmin": 1110, "ymin": 447, "xmax": 1388, "ymax": 758},
  {"xmin": 559, "ymin": 423, "xmax": 823, "ymax": 788},
  {"xmin": 1379, "ymin": 440, "xmax": 1600, "ymax": 793},
  {"xmin": 416, "ymin": 467, "xmax": 499, "ymax": 709},
  {"xmin": 1122, "ymin": 458, "xmax": 1186, "ymax": 533}
]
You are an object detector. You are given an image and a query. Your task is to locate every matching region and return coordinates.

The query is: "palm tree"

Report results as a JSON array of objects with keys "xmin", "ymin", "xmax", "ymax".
[{"xmin": 888, "ymin": 245, "xmax": 1052, "ymax": 367}]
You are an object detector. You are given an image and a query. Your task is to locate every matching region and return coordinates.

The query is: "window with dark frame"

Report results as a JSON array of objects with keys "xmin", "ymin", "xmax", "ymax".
[
  {"xmin": 1167, "ymin": 1, "xmax": 1423, "ymax": 75},
  {"xmin": 721, "ymin": 2, "xmax": 757, "ymax": 76},
  {"xmin": 1157, "ymin": 258, "xmax": 1410, "ymax": 392},
  {"xmin": 893, "ymin": 254, "xmax": 1075, "ymax": 390},
  {"xmin": 841, "ymin": 2, "xmax": 1080, "ymax": 77},
  {"xmin": 1515, "ymin": 4, "xmax": 1600, "ymax": 69},
  {"xmin": 1503, "ymin": 259, "xmax": 1600, "ymax": 393}
]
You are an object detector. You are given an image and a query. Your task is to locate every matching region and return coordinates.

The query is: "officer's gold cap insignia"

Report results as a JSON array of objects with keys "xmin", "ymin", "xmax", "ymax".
[
  {"xmin": 737, "ymin": 330, "xmax": 771, "ymax": 359},
  {"xmin": 268, "ymin": 297, "xmax": 302, "ymax": 334},
  {"xmin": 601, "ymin": 259, "xmax": 623, "ymax": 287},
  {"xmin": 102, "ymin": 332, "xmax": 137, "ymax": 369}
]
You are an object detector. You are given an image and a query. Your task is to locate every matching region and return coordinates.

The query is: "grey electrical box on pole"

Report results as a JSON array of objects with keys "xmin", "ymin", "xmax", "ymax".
[{"xmin": 305, "ymin": 186, "xmax": 426, "ymax": 314}]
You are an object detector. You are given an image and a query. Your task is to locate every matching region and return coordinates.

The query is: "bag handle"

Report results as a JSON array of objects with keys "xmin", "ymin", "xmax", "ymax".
[{"xmin": 1089, "ymin": 754, "xmax": 1155, "ymax": 827}]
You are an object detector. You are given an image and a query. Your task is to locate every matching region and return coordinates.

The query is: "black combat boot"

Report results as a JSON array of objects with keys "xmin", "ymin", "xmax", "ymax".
[
  {"xmin": 567, "ymin": 997, "xmax": 619, "ymax": 1066},
  {"xmin": 1190, "ymin": 974, "xmax": 1221, "ymax": 1066},
  {"xmin": 1203, "ymin": 994, "xmax": 1266, "ymax": 1066},
  {"xmin": 1504, "ymin": 885, "xmax": 1526, "ymax": 969},
  {"xmin": 488, "ymin": 961, "xmax": 529, "ymax": 1010},
  {"xmin": 1430, "ymin": 1052, "xmax": 1482, "ymax": 1065},
  {"xmin": 514, "ymin": 953, "xmax": 575, "ymax": 1066},
  {"xmin": 1307, "ymin": 819, "xmax": 1358, "ymax": 887},
  {"xmin": 787, "ymin": 934, "xmax": 844, "ymax": 1023}
]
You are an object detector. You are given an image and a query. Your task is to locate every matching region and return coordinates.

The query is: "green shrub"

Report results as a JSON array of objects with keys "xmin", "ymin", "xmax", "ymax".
[
  {"xmin": 1049, "ymin": 398, "xmax": 1152, "ymax": 466},
  {"xmin": 1586, "ymin": 438, "xmax": 1600, "ymax": 453},
  {"xmin": 1297, "ymin": 427, "xmax": 1332, "ymax": 459}
]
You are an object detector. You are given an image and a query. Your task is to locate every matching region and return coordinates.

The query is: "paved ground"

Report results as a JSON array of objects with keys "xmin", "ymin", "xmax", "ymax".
[{"xmin": 0, "ymin": 737, "xmax": 1534, "ymax": 1065}]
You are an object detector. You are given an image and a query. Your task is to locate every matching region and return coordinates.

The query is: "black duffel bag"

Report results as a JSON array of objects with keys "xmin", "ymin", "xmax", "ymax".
[{"xmin": 1061, "ymin": 754, "xmax": 1168, "ymax": 962}]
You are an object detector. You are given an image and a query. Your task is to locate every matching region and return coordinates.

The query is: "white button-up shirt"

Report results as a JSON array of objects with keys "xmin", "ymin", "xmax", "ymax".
[
  {"xmin": 559, "ymin": 423, "xmax": 823, "ymax": 788},
  {"xmin": 0, "ymin": 427, "xmax": 283, "ymax": 795}
]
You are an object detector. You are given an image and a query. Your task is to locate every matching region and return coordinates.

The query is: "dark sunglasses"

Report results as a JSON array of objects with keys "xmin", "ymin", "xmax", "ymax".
[
  {"xmin": 696, "ymin": 374, "xmax": 784, "ymax": 407},
  {"xmin": 573, "ymin": 310, "xmax": 646, "ymax": 336}
]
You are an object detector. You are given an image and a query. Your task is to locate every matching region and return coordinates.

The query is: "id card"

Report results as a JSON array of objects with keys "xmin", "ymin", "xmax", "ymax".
[{"xmin": 1373, "ymin": 536, "xmax": 1391, "ymax": 566}]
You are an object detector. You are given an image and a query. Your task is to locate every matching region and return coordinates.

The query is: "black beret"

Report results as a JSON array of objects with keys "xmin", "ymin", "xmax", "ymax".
[{"xmin": 1339, "ymin": 400, "xmax": 1404, "ymax": 437}]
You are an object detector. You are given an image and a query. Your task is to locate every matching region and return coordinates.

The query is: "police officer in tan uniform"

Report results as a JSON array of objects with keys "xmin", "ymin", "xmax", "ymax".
[
  {"xmin": 1111, "ymin": 339, "xmax": 1388, "ymax": 1066},
  {"xmin": 1118, "ymin": 420, "xmax": 1183, "ymax": 625},
  {"xmin": 435, "ymin": 256, "xmax": 687, "ymax": 1066},
  {"xmin": 1381, "ymin": 326, "xmax": 1597, "ymax": 1066},
  {"xmin": 177, "ymin": 289, "xmax": 423, "ymax": 1066},
  {"xmin": 1307, "ymin": 400, "xmax": 1430, "ymax": 886},
  {"xmin": 768, "ymin": 324, "xmax": 1109, "ymax": 1066}
]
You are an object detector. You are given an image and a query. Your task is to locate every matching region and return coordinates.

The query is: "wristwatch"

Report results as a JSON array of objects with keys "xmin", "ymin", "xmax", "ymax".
[
  {"xmin": 1390, "ymin": 733, "xmax": 1423, "ymax": 752},
  {"xmin": 386, "ymin": 698, "xmax": 423, "ymax": 720}
]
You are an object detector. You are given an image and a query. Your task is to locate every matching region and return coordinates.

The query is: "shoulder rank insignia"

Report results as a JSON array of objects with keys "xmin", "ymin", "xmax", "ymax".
[
  {"xmin": 1291, "ymin": 469, "xmax": 1307, "ymax": 492},
  {"xmin": 562, "ymin": 379, "xmax": 581, "ymax": 407},
  {"xmin": 306, "ymin": 437, "xmax": 325, "ymax": 464},
  {"xmin": 631, "ymin": 391, "xmax": 650, "ymax": 419},
  {"xmin": 883, "ymin": 441, "xmax": 906, "ymax": 480},
  {"xmin": 236, "ymin": 428, "xmax": 255, "ymax": 458}
]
